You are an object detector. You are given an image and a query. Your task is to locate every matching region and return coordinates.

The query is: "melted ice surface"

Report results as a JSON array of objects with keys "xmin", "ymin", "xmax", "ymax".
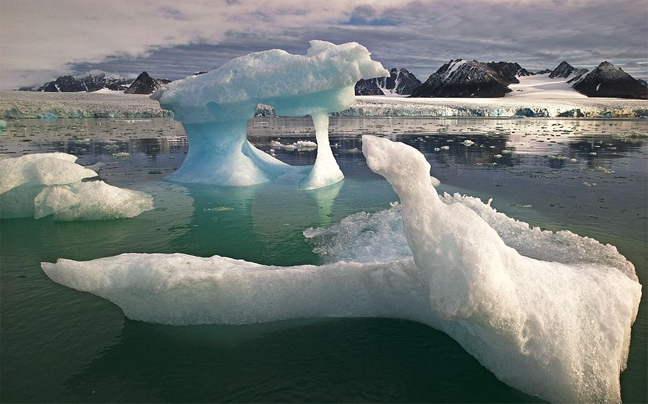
[
  {"xmin": 151, "ymin": 41, "xmax": 387, "ymax": 188},
  {"xmin": 42, "ymin": 138, "xmax": 641, "ymax": 402}
]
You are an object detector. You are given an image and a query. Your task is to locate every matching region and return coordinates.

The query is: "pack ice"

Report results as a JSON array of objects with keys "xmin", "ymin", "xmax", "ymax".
[
  {"xmin": 0, "ymin": 153, "xmax": 153, "ymax": 220},
  {"xmin": 151, "ymin": 40, "xmax": 388, "ymax": 189},
  {"xmin": 42, "ymin": 137, "xmax": 640, "ymax": 402}
]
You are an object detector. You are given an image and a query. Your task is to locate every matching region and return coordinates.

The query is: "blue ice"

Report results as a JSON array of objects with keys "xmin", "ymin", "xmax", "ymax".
[{"xmin": 151, "ymin": 41, "xmax": 388, "ymax": 189}]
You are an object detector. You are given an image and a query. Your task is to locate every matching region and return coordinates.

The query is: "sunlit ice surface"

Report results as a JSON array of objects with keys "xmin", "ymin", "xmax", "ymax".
[{"xmin": 1, "ymin": 116, "xmax": 646, "ymax": 403}]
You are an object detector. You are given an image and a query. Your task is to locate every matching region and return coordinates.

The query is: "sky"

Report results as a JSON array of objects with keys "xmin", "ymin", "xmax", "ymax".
[{"xmin": 1, "ymin": 0, "xmax": 647, "ymax": 89}]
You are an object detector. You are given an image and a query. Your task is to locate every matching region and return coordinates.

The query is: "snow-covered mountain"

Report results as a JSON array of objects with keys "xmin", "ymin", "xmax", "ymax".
[
  {"xmin": 410, "ymin": 60, "xmax": 647, "ymax": 99},
  {"xmin": 548, "ymin": 61, "xmax": 588, "ymax": 79},
  {"xmin": 21, "ymin": 73, "xmax": 135, "ymax": 92},
  {"xmin": 411, "ymin": 59, "xmax": 524, "ymax": 98},
  {"xmin": 124, "ymin": 72, "xmax": 171, "ymax": 94},
  {"xmin": 487, "ymin": 61, "xmax": 533, "ymax": 81},
  {"xmin": 354, "ymin": 79, "xmax": 385, "ymax": 95},
  {"xmin": 20, "ymin": 72, "xmax": 170, "ymax": 94},
  {"xmin": 355, "ymin": 68, "xmax": 422, "ymax": 96},
  {"xmin": 569, "ymin": 62, "xmax": 648, "ymax": 99}
]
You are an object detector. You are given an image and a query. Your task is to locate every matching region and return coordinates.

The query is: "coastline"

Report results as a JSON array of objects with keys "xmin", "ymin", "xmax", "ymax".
[{"xmin": 1, "ymin": 90, "xmax": 647, "ymax": 120}]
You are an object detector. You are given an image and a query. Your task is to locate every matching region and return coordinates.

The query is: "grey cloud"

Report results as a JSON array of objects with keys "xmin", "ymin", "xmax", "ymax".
[{"xmin": 16, "ymin": 0, "xmax": 648, "ymax": 87}]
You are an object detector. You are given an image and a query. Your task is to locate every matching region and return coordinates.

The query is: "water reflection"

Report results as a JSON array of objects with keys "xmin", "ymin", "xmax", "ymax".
[
  {"xmin": 3, "ymin": 117, "xmax": 646, "ymax": 176},
  {"xmin": 61, "ymin": 318, "xmax": 542, "ymax": 403}
]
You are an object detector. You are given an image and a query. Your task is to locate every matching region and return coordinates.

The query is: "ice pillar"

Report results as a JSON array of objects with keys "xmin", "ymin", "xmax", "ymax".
[{"xmin": 300, "ymin": 113, "xmax": 344, "ymax": 190}]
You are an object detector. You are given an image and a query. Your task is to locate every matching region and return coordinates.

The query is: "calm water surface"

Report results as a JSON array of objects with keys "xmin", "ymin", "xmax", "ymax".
[{"xmin": 1, "ymin": 117, "xmax": 646, "ymax": 403}]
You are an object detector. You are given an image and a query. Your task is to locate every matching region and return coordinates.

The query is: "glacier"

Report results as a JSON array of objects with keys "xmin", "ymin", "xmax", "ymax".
[
  {"xmin": 151, "ymin": 40, "xmax": 388, "ymax": 189},
  {"xmin": 0, "ymin": 153, "xmax": 153, "ymax": 220},
  {"xmin": 42, "ymin": 137, "xmax": 641, "ymax": 403}
]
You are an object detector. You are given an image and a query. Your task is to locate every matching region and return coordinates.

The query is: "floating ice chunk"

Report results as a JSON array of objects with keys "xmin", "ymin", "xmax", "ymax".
[
  {"xmin": 293, "ymin": 140, "xmax": 318, "ymax": 149},
  {"xmin": 152, "ymin": 41, "xmax": 387, "ymax": 188},
  {"xmin": 271, "ymin": 139, "xmax": 318, "ymax": 151},
  {"xmin": 0, "ymin": 153, "xmax": 96, "ymax": 194},
  {"xmin": 361, "ymin": 135, "xmax": 641, "ymax": 403},
  {"xmin": 34, "ymin": 181, "xmax": 154, "ymax": 221},
  {"xmin": 0, "ymin": 153, "xmax": 98, "ymax": 218},
  {"xmin": 0, "ymin": 153, "xmax": 153, "ymax": 220}
]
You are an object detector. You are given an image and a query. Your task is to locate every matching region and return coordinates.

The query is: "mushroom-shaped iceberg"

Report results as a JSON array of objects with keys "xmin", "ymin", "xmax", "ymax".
[{"xmin": 151, "ymin": 40, "xmax": 388, "ymax": 189}]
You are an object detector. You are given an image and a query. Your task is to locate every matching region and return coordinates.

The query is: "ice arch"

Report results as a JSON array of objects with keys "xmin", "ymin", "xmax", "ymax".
[{"xmin": 151, "ymin": 40, "xmax": 388, "ymax": 189}]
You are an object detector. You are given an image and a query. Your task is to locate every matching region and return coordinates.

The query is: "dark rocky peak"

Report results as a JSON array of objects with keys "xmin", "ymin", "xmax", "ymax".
[
  {"xmin": 549, "ymin": 61, "xmax": 577, "ymax": 79},
  {"xmin": 487, "ymin": 61, "xmax": 533, "ymax": 83},
  {"xmin": 41, "ymin": 75, "xmax": 86, "ymax": 92},
  {"xmin": 535, "ymin": 69, "xmax": 552, "ymax": 75},
  {"xmin": 378, "ymin": 68, "xmax": 422, "ymax": 95},
  {"xmin": 354, "ymin": 79, "xmax": 384, "ymax": 95},
  {"xmin": 354, "ymin": 67, "xmax": 421, "ymax": 96},
  {"xmin": 411, "ymin": 59, "xmax": 512, "ymax": 98},
  {"xmin": 571, "ymin": 61, "xmax": 648, "ymax": 99},
  {"xmin": 77, "ymin": 73, "xmax": 107, "ymax": 92},
  {"xmin": 125, "ymin": 72, "xmax": 171, "ymax": 94}
]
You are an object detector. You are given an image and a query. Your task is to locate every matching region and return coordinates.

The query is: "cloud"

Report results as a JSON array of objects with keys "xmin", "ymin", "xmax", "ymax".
[{"xmin": 1, "ymin": 0, "xmax": 646, "ymax": 89}]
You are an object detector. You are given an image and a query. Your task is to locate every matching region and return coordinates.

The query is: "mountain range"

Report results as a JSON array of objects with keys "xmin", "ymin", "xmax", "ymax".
[
  {"xmin": 19, "ymin": 61, "xmax": 648, "ymax": 100},
  {"xmin": 410, "ymin": 60, "xmax": 647, "ymax": 99},
  {"xmin": 19, "ymin": 71, "xmax": 170, "ymax": 94}
]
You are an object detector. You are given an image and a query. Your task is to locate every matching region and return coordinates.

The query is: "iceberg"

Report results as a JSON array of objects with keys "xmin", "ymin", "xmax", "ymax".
[
  {"xmin": 41, "ymin": 138, "xmax": 641, "ymax": 402},
  {"xmin": 361, "ymin": 136, "xmax": 641, "ymax": 402},
  {"xmin": 0, "ymin": 153, "xmax": 153, "ymax": 220},
  {"xmin": 151, "ymin": 40, "xmax": 388, "ymax": 189},
  {"xmin": 0, "ymin": 153, "xmax": 97, "ymax": 218}
]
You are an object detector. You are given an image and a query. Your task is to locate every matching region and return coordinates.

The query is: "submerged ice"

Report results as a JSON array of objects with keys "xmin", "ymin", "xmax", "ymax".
[
  {"xmin": 42, "ymin": 138, "xmax": 641, "ymax": 403},
  {"xmin": 151, "ymin": 41, "xmax": 388, "ymax": 188},
  {"xmin": 0, "ymin": 153, "xmax": 153, "ymax": 220}
]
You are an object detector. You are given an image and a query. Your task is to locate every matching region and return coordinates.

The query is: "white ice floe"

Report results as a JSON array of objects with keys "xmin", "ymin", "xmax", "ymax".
[
  {"xmin": 34, "ymin": 181, "xmax": 153, "ymax": 221},
  {"xmin": 0, "ymin": 153, "xmax": 153, "ymax": 220},
  {"xmin": 43, "ymin": 137, "xmax": 640, "ymax": 402},
  {"xmin": 152, "ymin": 41, "xmax": 387, "ymax": 188},
  {"xmin": 0, "ymin": 152, "xmax": 96, "ymax": 194}
]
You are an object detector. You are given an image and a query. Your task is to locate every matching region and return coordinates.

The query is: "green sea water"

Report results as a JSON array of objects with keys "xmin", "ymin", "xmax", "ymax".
[{"xmin": 1, "ymin": 117, "xmax": 646, "ymax": 403}]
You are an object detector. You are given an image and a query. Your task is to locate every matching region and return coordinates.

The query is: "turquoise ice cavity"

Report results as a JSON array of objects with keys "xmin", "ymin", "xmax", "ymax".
[{"xmin": 151, "ymin": 40, "xmax": 388, "ymax": 189}]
